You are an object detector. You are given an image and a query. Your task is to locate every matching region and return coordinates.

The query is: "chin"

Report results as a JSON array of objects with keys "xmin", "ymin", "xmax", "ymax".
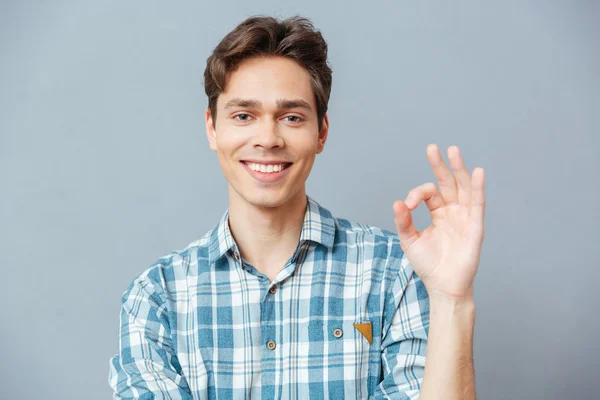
[
  {"xmin": 232, "ymin": 182, "xmax": 302, "ymax": 210},
  {"xmin": 244, "ymin": 191, "xmax": 289, "ymax": 209}
]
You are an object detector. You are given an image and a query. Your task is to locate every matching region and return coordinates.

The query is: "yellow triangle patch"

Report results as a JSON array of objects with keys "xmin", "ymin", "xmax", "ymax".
[{"xmin": 353, "ymin": 321, "xmax": 373, "ymax": 344}]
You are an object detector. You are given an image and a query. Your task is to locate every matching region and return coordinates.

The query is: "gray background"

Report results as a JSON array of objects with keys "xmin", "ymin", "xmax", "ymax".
[{"xmin": 1, "ymin": 0, "xmax": 598, "ymax": 399}]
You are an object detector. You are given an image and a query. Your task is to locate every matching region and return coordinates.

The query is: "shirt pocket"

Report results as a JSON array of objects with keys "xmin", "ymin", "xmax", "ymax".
[{"xmin": 307, "ymin": 318, "xmax": 372, "ymax": 399}]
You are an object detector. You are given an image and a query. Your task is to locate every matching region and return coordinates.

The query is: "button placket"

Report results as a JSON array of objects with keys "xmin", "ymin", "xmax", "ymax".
[{"xmin": 260, "ymin": 282, "xmax": 279, "ymax": 391}]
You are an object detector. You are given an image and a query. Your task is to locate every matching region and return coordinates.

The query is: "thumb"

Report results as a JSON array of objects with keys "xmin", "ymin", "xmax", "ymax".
[{"xmin": 393, "ymin": 200, "xmax": 419, "ymax": 250}]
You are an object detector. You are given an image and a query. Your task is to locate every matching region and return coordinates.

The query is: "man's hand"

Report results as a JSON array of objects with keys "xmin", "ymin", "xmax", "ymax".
[{"xmin": 393, "ymin": 144, "xmax": 486, "ymax": 301}]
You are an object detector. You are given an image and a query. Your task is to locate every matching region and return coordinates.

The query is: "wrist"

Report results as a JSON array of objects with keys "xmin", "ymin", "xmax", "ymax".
[
  {"xmin": 426, "ymin": 284, "xmax": 474, "ymax": 304},
  {"xmin": 428, "ymin": 289, "xmax": 476, "ymax": 315}
]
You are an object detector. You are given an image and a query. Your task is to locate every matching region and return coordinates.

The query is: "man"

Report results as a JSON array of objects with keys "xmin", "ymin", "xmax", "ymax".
[{"xmin": 109, "ymin": 15, "xmax": 485, "ymax": 399}]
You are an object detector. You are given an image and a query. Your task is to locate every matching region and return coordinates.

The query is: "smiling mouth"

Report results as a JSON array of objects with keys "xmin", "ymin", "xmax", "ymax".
[{"xmin": 240, "ymin": 161, "xmax": 293, "ymax": 173}]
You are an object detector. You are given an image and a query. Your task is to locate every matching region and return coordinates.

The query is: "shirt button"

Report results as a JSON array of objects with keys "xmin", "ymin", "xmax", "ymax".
[
  {"xmin": 266, "ymin": 340, "xmax": 276, "ymax": 350},
  {"xmin": 232, "ymin": 252, "xmax": 239, "ymax": 260},
  {"xmin": 269, "ymin": 286, "xmax": 277, "ymax": 294},
  {"xmin": 333, "ymin": 328, "xmax": 343, "ymax": 338}
]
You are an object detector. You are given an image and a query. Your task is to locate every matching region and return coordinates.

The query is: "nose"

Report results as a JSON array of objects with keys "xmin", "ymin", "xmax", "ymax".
[{"xmin": 251, "ymin": 120, "xmax": 284, "ymax": 150}]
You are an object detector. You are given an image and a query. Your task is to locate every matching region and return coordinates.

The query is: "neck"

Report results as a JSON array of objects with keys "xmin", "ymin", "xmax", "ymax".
[{"xmin": 227, "ymin": 187, "xmax": 307, "ymax": 279}]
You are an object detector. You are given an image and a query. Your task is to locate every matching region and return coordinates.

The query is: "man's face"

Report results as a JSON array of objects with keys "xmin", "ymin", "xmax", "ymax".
[{"xmin": 206, "ymin": 56, "xmax": 329, "ymax": 209}]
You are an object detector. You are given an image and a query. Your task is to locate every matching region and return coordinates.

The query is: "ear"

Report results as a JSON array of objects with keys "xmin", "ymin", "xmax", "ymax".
[
  {"xmin": 205, "ymin": 107, "xmax": 217, "ymax": 151},
  {"xmin": 316, "ymin": 113, "xmax": 329, "ymax": 154}
]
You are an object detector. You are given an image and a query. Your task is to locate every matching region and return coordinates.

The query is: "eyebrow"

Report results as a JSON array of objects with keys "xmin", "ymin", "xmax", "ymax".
[{"xmin": 224, "ymin": 98, "xmax": 313, "ymax": 111}]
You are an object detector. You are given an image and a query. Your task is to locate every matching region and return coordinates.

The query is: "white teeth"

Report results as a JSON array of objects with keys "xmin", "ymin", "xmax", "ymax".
[{"xmin": 246, "ymin": 162, "xmax": 287, "ymax": 173}]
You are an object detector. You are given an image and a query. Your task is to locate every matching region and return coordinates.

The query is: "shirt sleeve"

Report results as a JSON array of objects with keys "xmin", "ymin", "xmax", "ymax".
[
  {"xmin": 374, "ymin": 244, "xmax": 430, "ymax": 400},
  {"xmin": 108, "ymin": 273, "xmax": 194, "ymax": 399}
]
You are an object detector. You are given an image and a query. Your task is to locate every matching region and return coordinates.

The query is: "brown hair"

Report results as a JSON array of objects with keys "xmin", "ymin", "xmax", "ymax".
[{"xmin": 203, "ymin": 15, "xmax": 333, "ymax": 131}]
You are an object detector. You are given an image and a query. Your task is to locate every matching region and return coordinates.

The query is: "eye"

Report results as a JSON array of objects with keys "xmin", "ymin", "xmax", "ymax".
[
  {"xmin": 283, "ymin": 115, "xmax": 303, "ymax": 123},
  {"xmin": 233, "ymin": 113, "xmax": 253, "ymax": 122}
]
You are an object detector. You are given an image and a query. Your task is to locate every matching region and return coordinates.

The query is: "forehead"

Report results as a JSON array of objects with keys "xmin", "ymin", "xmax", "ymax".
[{"xmin": 218, "ymin": 56, "xmax": 315, "ymax": 109}]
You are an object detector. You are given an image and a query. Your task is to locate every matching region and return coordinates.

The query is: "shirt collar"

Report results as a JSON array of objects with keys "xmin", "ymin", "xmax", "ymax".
[{"xmin": 207, "ymin": 194, "xmax": 336, "ymax": 266}]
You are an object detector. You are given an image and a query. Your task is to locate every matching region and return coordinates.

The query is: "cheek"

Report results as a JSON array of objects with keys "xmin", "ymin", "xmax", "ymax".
[
  {"xmin": 287, "ymin": 131, "xmax": 319, "ymax": 149},
  {"xmin": 215, "ymin": 132, "xmax": 246, "ymax": 156}
]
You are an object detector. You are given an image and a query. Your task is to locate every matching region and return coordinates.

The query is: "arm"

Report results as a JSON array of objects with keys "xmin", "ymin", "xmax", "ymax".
[
  {"xmin": 374, "ymin": 252, "xmax": 476, "ymax": 400},
  {"xmin": 392, "ymin": 143, "xmax": 485, "ymax": 399},
  {"xmin": 374, "ymin": 252, "xmax": 429, "ymax": 400},
  {"xmin": 419, "ymin": 292, "xmax": 475, "ymax": 399},
  {"xmin": 108, "ymin": 274, "xmax": 194, "ymax": 399}
]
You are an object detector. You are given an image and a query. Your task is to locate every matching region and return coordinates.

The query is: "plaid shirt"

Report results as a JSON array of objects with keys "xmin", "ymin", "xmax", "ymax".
[{"xmin": 109, "ymin": 195, "xmax": 430, "ymax": 399}]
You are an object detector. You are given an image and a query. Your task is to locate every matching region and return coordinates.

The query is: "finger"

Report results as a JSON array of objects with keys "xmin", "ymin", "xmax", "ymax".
[
  {"xmin": 393, "ymin": 200, "xmax": 420, "ymax": 252},
  {"xmin": 427, "ymin": 144, "xmax": 458, "ymax": 204},
  {"xmin": 447, "ymin": 145, "xmax": 472, "ymax": 207},
  {"xmin": 470, "ymin": 167, "xmax": 486, "ymax": 226},
  {"xmin": 404, "ymin": 182, "xmax": 445, "ymax": 213}
]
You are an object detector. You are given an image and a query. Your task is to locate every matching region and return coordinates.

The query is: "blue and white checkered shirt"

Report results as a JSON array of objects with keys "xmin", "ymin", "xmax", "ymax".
[{"xmin": 109, "ymin": 195, "xmax": 430, "ymax": 399}]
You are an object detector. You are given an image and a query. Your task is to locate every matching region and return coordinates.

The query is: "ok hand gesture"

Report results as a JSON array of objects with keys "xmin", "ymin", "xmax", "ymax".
[{"xmin": 393, "ymin": 144, "xmax": 486, "ymax": 300}]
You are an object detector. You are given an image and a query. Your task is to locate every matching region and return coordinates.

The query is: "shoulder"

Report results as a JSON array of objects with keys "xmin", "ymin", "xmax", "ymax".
[
  {"xmin": 120, "ymin": 231, "xmax": 212, "ymax": 303},
  {"xmin": 332, "ymin": 215, "xmax": 413, "ymax": 286},
  {"xmin": 334, "ymin": 215, "xmax": 398, "ymax": 240},
  {"xmin": 333, "ymin": 216, "xmax": 403, "ymax": 258}
]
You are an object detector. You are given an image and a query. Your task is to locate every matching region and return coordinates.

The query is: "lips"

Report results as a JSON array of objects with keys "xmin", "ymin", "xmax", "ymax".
[
  {"xmin": 240, "ymin": 161, "xmax": 293, "ymax": 167},
  {"xmin": 240, "ymin": 161, "xmax": 293, "ymax": 183}
]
